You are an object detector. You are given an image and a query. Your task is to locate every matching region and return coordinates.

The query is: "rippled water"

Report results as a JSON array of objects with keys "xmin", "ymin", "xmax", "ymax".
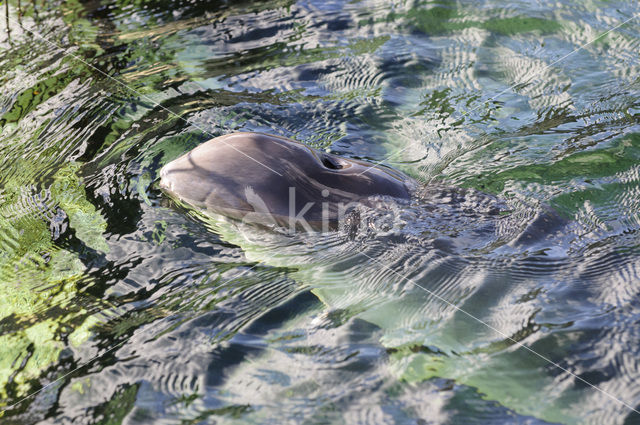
[{"xmin": 1, "ymin": 0, "xmax": 639, "ymax": 423}]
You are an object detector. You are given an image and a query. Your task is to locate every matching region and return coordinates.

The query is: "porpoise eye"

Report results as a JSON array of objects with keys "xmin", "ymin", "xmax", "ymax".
[{"xmin": 321, "ymin": 154, "xmax": 346, "ymax": 170}]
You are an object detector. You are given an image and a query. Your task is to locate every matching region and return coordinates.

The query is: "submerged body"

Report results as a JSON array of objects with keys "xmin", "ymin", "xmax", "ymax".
[{"xmin": 158, "ymin": 132, "xmax": 581, "ymax": 422}]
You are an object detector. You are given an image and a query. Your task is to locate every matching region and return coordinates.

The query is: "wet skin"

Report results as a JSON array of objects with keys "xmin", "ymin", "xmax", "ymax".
[{"xmin": 159, "ymin": 132, "xmax": 416, "ymax": 230}]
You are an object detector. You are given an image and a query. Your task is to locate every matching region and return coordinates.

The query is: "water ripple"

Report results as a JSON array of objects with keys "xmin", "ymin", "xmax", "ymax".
[{"xmin": 2, "ymin": 0, "xmax": 640, "ymax": 424}]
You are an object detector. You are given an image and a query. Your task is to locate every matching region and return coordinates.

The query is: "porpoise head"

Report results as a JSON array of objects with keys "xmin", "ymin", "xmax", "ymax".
[{"xmin": 159, "ymin": 132, "xmax": 415, "ymax": 231}]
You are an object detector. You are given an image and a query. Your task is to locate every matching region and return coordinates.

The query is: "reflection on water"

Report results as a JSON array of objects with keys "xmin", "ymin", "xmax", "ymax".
[{"xmin": 0, "ymin": 0, "xmax": 639, "ymax": 423}]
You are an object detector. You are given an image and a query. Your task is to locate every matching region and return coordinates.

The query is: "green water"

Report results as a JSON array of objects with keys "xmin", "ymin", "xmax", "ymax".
[{"xmin": 0, "ymin": 0, "xmax": 639, "ymax": 423}]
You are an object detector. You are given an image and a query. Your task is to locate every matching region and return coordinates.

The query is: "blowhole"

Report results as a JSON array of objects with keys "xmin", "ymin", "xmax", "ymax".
[{"xmin": 321, "ymin": 154, "xmax": 345, "ymax": 170}]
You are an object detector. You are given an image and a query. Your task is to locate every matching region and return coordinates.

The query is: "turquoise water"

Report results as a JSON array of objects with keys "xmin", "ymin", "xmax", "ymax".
[{"xmin": 0, "ymin": 0, "xmax": 639, "ymax": 423}]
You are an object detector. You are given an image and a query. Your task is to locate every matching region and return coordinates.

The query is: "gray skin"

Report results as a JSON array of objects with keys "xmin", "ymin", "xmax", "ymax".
[{"xmin": 159, "ymin": 132, "xmax": 416, "ymax": 230}]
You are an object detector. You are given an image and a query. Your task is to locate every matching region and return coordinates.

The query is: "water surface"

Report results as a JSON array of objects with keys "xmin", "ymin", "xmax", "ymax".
[{"xmin": 1, "ymin": 0, "xmax": 639, "ymax": 423}]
